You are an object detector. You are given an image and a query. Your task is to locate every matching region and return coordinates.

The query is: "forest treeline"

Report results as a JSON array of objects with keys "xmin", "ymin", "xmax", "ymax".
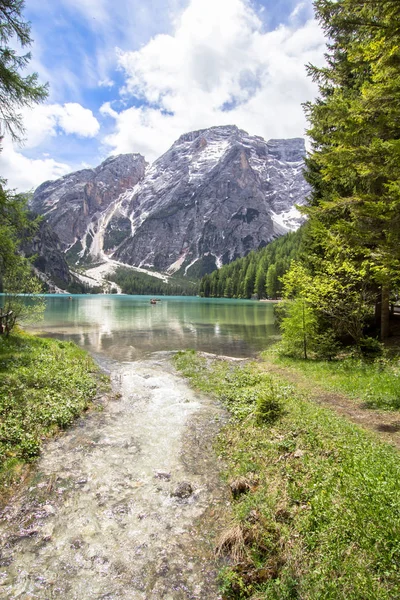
[
  {"xmin": 276, "ymin": 0, "xmax": 400, "ymax": 356},
  {"xmin": 109, "ymin": 267, "xmax": 198, "ymax": 296},
  {"xmin": 199, "ymin": 229, "xmax": 302, "ymax": 299}
]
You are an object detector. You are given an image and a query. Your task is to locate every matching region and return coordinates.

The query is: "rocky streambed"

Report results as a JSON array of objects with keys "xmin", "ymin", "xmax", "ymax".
[{"xmin": 0, "ymin": 353, "xmax": 228, "ymax": 599}]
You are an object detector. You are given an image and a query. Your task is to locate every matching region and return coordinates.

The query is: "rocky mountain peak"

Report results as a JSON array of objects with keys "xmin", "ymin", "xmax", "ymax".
[
  {"xmin": 175, "ymin": 124, "xmax": 242, "ymax": 145},
  {"xmin": 31, "ymin": 126, "xmax": 310, "ymax": 279},
  {"xmin": 112, "ymin": 127, "xmax": 309, "ymax": 275},
  {"xmin": 31, "ymin": 153, "xmax": 147, "ymax": 251}
]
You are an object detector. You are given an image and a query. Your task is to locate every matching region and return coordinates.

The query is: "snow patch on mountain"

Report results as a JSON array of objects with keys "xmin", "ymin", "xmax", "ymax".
[{"xmin": 31, "ymin": 126, "xmax": 310, "ymax": 279}]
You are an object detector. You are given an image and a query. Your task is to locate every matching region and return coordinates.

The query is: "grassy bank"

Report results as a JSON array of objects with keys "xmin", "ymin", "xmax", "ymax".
[
  {"xmin": 174, "ymin": 351, "xmax": 400, "ymax": 599},
  {"xmin": 0, "ymin": 331, "xmax": 108, "ymax": 488},
  {"xmin": 266, "ymin": 351, "xmax": 400, "ymax": 411}
]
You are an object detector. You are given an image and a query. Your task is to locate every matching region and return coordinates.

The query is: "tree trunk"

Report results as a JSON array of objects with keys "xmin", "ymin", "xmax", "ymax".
[
  {"xmin": 375, "ymin": 293, "xmax": 381, "ymax": 329},
  {"xmin": 380, "ymin": 285, "xmax": 390, "ymax": 341},
  {"xmin": 302, "ymin": 301, "xmax": 308, "ymax": 360}
]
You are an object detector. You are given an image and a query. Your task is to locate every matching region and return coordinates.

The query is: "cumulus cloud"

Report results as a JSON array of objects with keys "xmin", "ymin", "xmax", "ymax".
[
  {"xmin": 55, "ymin": 103, "xmax": 100, "ymax": 137},
  {"xmin": 101, "ymin": 0, "xmax": 326, "ymax": 161},
  {"xmin": 0, "ymin": 103, "xmax": 99, "ymax": 190},
  {"xmin": 22, "ymin": 103, "xmax": 100, "ymax": 145},
  {"xmin": 0, "ymin": 137, "xmax": 71, "ymax": 191}
]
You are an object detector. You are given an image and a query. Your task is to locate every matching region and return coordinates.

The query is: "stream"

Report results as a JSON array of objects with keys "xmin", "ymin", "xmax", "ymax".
[
  {"xmin": 0, "ymin": 296, "xmax": 276, "ymax": 598},
  {"xmin": 0, "ymin": 354, "xmax": 228, "ymax": 599}
]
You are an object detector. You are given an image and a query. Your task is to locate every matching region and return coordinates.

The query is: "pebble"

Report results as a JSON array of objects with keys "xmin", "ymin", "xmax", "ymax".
[
  {"xmin": 43, "ymin": 505, "xmax": 56, "ymax": 515},
  {"xmin": 154, "ymin": 471, "xmax": 171, "ymax": 481}
]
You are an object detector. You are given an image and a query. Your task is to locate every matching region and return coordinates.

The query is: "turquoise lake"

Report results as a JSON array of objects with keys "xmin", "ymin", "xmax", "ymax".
[{"xmin": 27, "ymin": 295, "xmax": 278, "ymax": 361}]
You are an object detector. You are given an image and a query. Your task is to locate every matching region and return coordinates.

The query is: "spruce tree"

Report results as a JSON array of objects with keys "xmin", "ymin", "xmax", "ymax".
[
  {"xmin": 0, "ymin": 0, "xmax": 48, "ymax": 142},
  {"xmin": 303, "ymin": 0, "xmax": 400, "ymax": 340}
]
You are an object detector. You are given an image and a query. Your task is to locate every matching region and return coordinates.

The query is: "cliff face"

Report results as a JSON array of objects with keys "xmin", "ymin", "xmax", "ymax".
[
  {"xmin": 31, "ymin": 126, "xmax": 309, "ymax": 276},
  {"xmin": 21, "ymin": 218, "xmax": 72, "ymax": 291},
  {"xmin": 31, "ymin": 154, "xmax": 147, "ymax": 252},
  {"xmin": 113, "ymin": 126, "xmax": 309, "ymax": 274}
]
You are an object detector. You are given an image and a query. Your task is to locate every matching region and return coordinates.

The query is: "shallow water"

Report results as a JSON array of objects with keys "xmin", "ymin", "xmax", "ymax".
[
  {"xmin": 0, "ymin": 296, "xmax": 275, "ymax": 598},
  {"xmin": 29, "ymin": 295, "xmax": 278, "ymax": 360},
  {"xmin": 0, "ymin": 355, "xmax": 228, "ymax": 599}
]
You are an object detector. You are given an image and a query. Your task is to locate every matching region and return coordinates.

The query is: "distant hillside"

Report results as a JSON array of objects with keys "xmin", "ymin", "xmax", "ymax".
[
  {"xmin": 199, "ymin": 227, "xmax": 303, "ymax": 299},
  {"xmin": 108, "ymin": 267, "xmax": 198, "ymax": 296}
]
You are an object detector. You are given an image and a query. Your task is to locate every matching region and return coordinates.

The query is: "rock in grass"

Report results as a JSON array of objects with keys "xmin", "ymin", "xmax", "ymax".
[{"xmin": 293, "ymin": 449, "xmax": 305, "ymax": 459}]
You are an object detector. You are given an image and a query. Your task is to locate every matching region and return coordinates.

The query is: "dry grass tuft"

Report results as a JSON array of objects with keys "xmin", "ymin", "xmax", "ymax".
[
  {"xmin": 229, "ymin": 476, "xmax": 251, "ymax": 499},
  {"xmin": 229, "ymin": 472, "xmax": 259, "ymax": 499},
  {"xmin": 215, "ymin": 524, "xmax": 251, "ymax": 563}
]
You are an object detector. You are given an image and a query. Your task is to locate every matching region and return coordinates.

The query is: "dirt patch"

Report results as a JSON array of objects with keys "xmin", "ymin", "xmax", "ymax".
[{"xmin": 263, "ymin": 362, "xmax": 400, "ymax": 450}]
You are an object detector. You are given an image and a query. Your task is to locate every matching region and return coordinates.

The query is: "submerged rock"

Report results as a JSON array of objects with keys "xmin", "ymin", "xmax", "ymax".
[
  {"xmin": 154, "ymin": 471, "xmax": 171, "ymax": 481},
  {"xmin": 172, "ymin": 482, "xmax": 193, "ymax": 499}
]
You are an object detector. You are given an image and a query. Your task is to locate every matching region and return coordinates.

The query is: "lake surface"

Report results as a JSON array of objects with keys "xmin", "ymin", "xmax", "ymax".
[{"xmin": 28, "ymin": 295, "xmax": 278, "ymax": 361}]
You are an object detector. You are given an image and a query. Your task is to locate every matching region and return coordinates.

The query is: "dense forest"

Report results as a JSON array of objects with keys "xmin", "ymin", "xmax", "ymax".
[
  {"xmin": 199, "ymin": 229, "xmax": 302, "ymax": 299},
  {"xmin": 286, "ymin": 0, "xmax": 400, "ymax": 350},
  {"xmin": 109, "ymin": 267, "xmax": 199, "ymax": 296}
]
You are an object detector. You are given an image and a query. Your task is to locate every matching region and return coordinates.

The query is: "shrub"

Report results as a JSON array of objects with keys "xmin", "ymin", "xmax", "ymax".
[{"xmin": 255, "ymin": 383, "xmax": 283, "ymax": 424}]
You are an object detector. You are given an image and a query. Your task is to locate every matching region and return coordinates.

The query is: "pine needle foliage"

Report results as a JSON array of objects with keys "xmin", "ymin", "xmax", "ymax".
[
  {"xmin": 298, "ymin": 0, "xmax": 400, "ymax": 342},
  {"xmin": 0, "ymin": 0, "xmax": 48, "ymax": 142}
]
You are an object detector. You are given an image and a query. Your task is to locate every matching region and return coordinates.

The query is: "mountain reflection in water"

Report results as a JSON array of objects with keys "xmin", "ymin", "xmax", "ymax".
[{"xmin": 28, "ymin": 295, "xmax": 278, "ymax": 361}]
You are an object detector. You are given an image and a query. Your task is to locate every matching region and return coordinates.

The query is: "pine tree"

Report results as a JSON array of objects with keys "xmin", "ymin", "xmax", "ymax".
[
  {"xmin": 303, "ymin": 0, "xmax": 400, "ymax": 340},
  {"xmin": 254, "ymin": 263, "xmax": 267, "ymax": 299},
  {"xmin": 266, "ymin": 264, "xmax": 278, "ymax": 299},
  {"xmin": 0, "ymin": 0, "xmax": 48, "ymax": 142}
]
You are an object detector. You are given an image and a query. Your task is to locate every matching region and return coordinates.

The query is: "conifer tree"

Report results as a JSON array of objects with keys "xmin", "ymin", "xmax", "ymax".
[
  {"xmin": 303, "ymin": 0, "xmax": 400, "ymax": 340},
  {"xmin": 0, "ymin": 0, "xmax": 48, "ymax": 142}
]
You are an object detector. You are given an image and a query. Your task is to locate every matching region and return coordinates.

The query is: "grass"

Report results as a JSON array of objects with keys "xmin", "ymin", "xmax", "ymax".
[
  {"xmin": 174, "ymin": 350, "xmax": 400, "ymax": 599},
  {"xmin": 0, "ymin": 330, "xmax": 108, "ymax": 488},
  {"xmin": 266, "ymin": 350, "xmax": 400, "ymax": 410}
]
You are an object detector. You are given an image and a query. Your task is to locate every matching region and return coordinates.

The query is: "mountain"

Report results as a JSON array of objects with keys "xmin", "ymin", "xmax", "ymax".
[
  {"xmin": 21, "ymin": 218, "xmax": 73, "ymax": 292},
  {"xmin": 31, "ymin": 153, "xmax": 147, "ymax": 257},
  {"xmin": 31, "ymin": 125, "xmax": 310, "ymax": 278}
]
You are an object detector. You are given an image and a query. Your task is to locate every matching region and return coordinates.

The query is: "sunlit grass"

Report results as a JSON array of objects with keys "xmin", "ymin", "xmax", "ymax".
[
  {"xmin": 0, "ymin": 331, "xmax": 108, "ymax": 487},
  {"xmin": 174, "ymin": 350, "xmax": 400, "ymax": 599},
  {"xmin": 266, "ymin": 350, "xmax": 400, "ymax": 410}
]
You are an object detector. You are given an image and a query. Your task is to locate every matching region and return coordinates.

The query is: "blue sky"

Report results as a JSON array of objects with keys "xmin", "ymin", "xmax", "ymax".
[{"xmin": 1, "ymin": 0, "xmax": 326, "ymax": 190}]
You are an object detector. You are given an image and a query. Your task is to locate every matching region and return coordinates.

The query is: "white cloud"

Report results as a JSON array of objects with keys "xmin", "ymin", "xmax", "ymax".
[
  {"xmin": 102, "ymin": 0, "xmax": 326, "ymax": 161},
  {"xmin": 55, "ymin": 0, "xmax": 189, "ymax": 86},
  {"xmin": 0, "ymin": 103, "xmax": 99, "ymax": 190},
  {"xmin": 0, "ymin": 138, "xmax": 71, "ymax": 191},
  {"xmin": 21, "ymin": 102, "xmax": 100, "ymax": 148},
  {"xmin": 55, "ymin": 103, "xmax": 100, "ymax": 137},
  {"xmin": 98, "ymin": 78, "xmax": 115, "ymax": 88}
]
